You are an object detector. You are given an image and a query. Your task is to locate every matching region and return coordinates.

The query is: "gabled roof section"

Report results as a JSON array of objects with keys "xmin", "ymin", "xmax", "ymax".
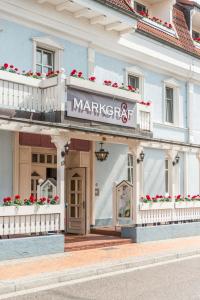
[{"xmin": 137, "ymin": 4, "xmax": 200, "ymax": 58}]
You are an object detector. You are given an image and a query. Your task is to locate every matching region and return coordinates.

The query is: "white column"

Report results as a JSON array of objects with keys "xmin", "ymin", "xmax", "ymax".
[
  {"xmin": 129, "ymin": 142, "xmax": 143, "ymax": 225},
  {"xmin": 197, "ymin": 152, "xmax": 200, "ymax": 195},
  {"xmin": 187, "ymin": 81, "xmax": 194, "ymax": 144},
  {"xmin": 88, "ymin": 45, "xmax": 95, "ymax": 76},
  {"xmin": 90, "ymin": 141, "xmax": 96, "ymax": 226},
  {"xmin": 13, "ymin": 132, "xmax": 19, "ymax": 195},
  {"xmin": 51, "ymin": 134, "xmax": 70, "ymax": 231}
]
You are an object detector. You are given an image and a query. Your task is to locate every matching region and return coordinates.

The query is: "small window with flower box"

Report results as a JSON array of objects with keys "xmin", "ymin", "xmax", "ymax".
[
  {"xmin": 134, "ymin": 1, "xmax": 147, "ymax": 15},
  {"xmin": 192, "ymin": 30, "xmax": 200, "ymax": 44},
  {"xmin": 32, "ymin": 36, "xmax": 63, "ymax": 74}
]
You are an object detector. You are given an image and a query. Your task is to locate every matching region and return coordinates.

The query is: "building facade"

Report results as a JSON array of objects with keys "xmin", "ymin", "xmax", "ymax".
[{"xmin": 0, "ymin": 0, "xmax": 200, "ymax": 256}]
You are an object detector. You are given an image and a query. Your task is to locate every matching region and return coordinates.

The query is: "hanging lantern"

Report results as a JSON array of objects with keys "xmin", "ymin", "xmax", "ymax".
[{"xmin": 95, "ymin": 142, "xmax": 109, "ymax": 162}]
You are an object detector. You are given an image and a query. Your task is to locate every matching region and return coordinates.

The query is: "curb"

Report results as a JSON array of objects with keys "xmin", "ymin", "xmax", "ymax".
[{"xmin": 1, "ymin": 248, "xmax": 200, "ymax": 297}]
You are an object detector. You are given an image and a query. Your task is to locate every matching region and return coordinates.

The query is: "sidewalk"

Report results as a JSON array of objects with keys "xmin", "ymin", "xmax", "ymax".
[{"xmin": 1, "ymin": 235, "xmax": 200, "ymax": 296}]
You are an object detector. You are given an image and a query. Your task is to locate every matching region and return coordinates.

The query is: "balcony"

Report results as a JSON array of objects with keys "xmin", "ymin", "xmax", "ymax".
[{"xmin": 0, "ymin": 70, "xmax": 152, "ymax": 133}]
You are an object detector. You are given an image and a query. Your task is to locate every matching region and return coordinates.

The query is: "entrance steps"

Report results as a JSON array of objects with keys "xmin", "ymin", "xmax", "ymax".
[
  {"xmin": 65, "ymin": 234, "xmax": 132, "ymax": 252},
  {"xmin": 90, "ymin": 226, "xmax": 121, "ymax": 237}
]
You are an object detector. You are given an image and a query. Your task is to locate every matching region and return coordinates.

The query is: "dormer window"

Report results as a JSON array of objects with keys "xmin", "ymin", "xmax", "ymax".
[
  {"xmin": 192, "ymin": 30, "xmax": 200, "ymax": 44},
  {"xmin": 134, "ymin": 1, "xmax": 147, "ymax": 15},
  {"xmin": 191, "ymin": 8, "xmax": 200, "ymax": 45}
]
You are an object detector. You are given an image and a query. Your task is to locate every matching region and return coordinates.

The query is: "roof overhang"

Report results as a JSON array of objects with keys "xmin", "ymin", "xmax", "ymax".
[{"xmin": 36, "ymin": 0, "xmax": 138, "ymax": 34}]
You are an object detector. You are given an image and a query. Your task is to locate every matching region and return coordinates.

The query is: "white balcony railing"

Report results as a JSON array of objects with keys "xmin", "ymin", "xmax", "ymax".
[
  {"xmin": 0, "ymin": 71, "xmax": 60, "ymax": 112},
  {"xmin": 138, "ymin": 202, "xmax": 200, "ymax": 225},
  {"xmin": 0, "ymin": 71, "xmax": 152, "ymax": 132},
  {"xmin": 0, "ymin": 205, "xmax": 62, "ymax": 236}
]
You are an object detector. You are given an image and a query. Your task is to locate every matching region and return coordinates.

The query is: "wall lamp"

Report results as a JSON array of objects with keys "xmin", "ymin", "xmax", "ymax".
[
  {"xmin": 172, "ymin": 153, "xmax": 180, "ymax": 166},
  {"xmin": 137, "ymin": 150, "xmax": 145, "ymax": 164},
  {"xmin": 61, "ymin": 142, "xmax": 70, "ymax": 157},
  {"xmin": 95, "ymin": 142, "xmax": 109, "ymax": 162}
]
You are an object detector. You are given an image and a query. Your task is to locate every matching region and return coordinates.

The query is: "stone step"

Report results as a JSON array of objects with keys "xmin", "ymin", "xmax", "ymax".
[
  {"xmin": 65, "ymin": 235, "xmax": 132, "ymax": 252},
  {"xmin": 90, "ymin": 227, "xmax": 121, "ymax": 237}
]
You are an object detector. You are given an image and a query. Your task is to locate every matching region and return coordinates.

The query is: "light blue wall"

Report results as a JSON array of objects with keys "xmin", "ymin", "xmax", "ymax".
[
  {"xmin": 95, "ymin": 143, "xmax": 128, "ymax": 224},
  {"xmin": 95, "ymin": 51, "xmax": 187, "ymax": 138},
  {"xmin": 95, "ymin": 52, "xmax": 130, "ymax": 84},
  {"xmin": 0, "ymin": 131, "xmax": 13, "ymax": 200},
  {"xmin": 0, "ymin": 19, "xmax": 88, "ymax": 75},
  {"xmin": 143, "ymin": 148, "xmax": 165, "ymax": 196},
  {"xmin": 188, "ymin": 153, "xmax": 199, "ymax": 195}
]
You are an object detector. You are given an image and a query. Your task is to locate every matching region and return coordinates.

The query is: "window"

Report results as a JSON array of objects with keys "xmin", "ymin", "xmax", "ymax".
[
  {"xmin": 165, "ymin": 86, "xmax": 174, "ymax": 123},
  {"xmin": 128, "ymin": 154, "xmax": 134, "ymax": 184},
  {"xmin": 134, "ymin": 1, "xmax": 147, "ymax": 13},
  {"xmin": 31, "ymin": 171, "xmax": 40, "ymax": 198},
  {"xmin": 192, "ymin": 30, "xmax": 200, "ymax": 40},
  {"xmin": 165, "ymin": 159, "xmax": 169, "ymax": 194},
  {"xmin": 128, "ymin": 74, "xmax": 140, "ymax": 90},
  {"xmin": 32, "ymin": 153, "xmax": 56, "ymax": 165},
  {"xmin": 36, "ymin": 47, "xmax": 54, "ymax": 73}
]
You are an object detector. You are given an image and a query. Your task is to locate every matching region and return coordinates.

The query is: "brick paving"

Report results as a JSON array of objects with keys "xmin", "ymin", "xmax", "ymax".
[{"xmin": 0, "ymin": 235, "xmax": 200, "ymax": 281}]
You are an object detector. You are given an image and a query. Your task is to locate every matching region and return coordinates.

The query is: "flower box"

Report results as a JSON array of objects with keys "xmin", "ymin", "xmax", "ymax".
[
  {"xmin": 175, "ymin": 201, "xmax": 200, "ymax": 209},
  {"xmin": 142, "ymin": 17, "xmax": 176, "ymax": 37},
  {"xmin": 0, "ymin": 204, "xmax": 62, "ymax": 217},
  {"xmin": 66, "ymin": 76, "xmax": 141, "ymax": 103},
  {"xmin": 0, "ymin": 70, "xmax": 41, "ymax": 87},
  {"xmin": 140, "ymin": 202, "xmax": 174, "ymax": 210}
]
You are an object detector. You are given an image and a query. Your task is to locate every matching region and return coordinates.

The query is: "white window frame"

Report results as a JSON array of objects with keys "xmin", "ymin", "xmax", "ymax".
[
  {"xmin": 127, "ymin": 153, "xmax": 134, "ymax": 184},
  {"xmin": 36, "ymin": 47, "xmax": 54, "ymax": 74},
  {"xmin": 163, "ymin": 78, "xmax": 180, "ymax": 127},
  {"xmin": 32, "ymin": 36, "xmax": 64, "ymax": 73},
  {"xmin": 125, "ymin": 66, "xmax": 144, "ymax": 97}
]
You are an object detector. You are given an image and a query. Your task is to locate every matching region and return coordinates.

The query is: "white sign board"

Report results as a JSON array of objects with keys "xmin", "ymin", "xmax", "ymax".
[{"xmin": 66, "ymin": 88, "xmax": 137, "ymax": 128}]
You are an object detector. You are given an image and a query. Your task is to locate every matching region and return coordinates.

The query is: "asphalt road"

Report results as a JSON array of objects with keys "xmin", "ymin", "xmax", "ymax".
[{"xmin": 9, "ymin": 256, "xmax": 200, "ymax": 300}]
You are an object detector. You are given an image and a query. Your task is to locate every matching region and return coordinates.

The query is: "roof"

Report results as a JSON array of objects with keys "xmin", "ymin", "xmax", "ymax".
[
  {"xmin": 100, "ymin": 0, "xmax": 134, "ymax": 12},
  {"xmin": 102, "ymin": 1, "xmax": 200, "ymax": 59}
]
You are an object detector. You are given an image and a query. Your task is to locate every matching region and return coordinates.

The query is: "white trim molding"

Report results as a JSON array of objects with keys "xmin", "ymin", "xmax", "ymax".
[
  {"xmin": 163, "ymin": 77, "xmax": 180, "ymax": 127},
  {"xmin": 32, "ymin": 36, "xmax": 64, "ymax": 72}
]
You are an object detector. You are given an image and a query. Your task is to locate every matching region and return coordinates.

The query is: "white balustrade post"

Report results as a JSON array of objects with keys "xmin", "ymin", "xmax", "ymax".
[{"xmin": 51, "ymin": 134, "xmax": 70, "ymax": 231}]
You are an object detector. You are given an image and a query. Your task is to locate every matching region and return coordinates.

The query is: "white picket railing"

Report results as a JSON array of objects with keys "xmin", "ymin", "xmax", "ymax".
[
  {"xmin": 140, "ymin": 111, "xmax": 151, "ymax": 131},
  {"xmin": 138, "ymin": 202, "xmax": 200, "ymax": 224},
  {"xmin": 0, "ymin": 71, "xmax": 59, "ymax": 112},
  {"xmin": 0, "ymin": 205, "xmax": 62, "ymax": 236}
]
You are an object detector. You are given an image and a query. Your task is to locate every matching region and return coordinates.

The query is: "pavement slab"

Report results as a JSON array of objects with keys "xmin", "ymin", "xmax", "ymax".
[{"xmin": 1, "ymin": 235, "xmax": 200, "ymax": 296}]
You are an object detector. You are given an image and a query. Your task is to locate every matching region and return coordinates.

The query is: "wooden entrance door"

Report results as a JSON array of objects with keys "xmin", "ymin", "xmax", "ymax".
[{"xmin": 66, "ymin": 168, "xmax": 86, "ymax": 234}]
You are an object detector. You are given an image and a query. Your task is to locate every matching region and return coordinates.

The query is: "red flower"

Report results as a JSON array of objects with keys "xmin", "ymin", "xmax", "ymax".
[
  {"xmin": 146, "ymin": 195, "xmax": 151, "ymax": 200},
  {"xmin": 104, "ymin": 80, "xmax": 112, "ymax": 86},
  {"xmin": 36, "ymin": 72, "xmax": 41, "ymax": 76},
  {"xmin": 112, "ymin": 82, "xmax": 118, "ymax": 88},
  {"xmin": 15, "ymin": 194, "xmax": 20, "ymax": 199},
  {"xmin": 14, "ymin": 68, "xmax": 18, "ymax": 72},
  {"xmin": 10, "ymin": 65, "xmax": 14, "ymax": 69},
  {"xmin": 146, "ymin": 102, "xmax": 151, "ymax": 106},
  {"xmin": 70, "ymin": 69, "xmax": 77, "ymax": 76},
  {"xmin": 128, "ymin": 85, "xmax": 133, "ymax": 91},
  {"xmin": 89, "ymin": 76, "xmax": 96, "ymax": 81},
  {"xmin": 54, "ymin": 195, "xmax": 59, "ymax": 201},
  {"xmin": 4, "ymin": 63, "xmax": 8, "ymax": 69},
  {"xmin": 78, "ymin": 71, "xmax": 83, "ymax": 78},
  {"xmin": 47, "ymin": 198, "xmax": 50, "ymax": 203},
  {"xmin": 29, "ymin": 194, "xmax": 36, "ymax": 203}
]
